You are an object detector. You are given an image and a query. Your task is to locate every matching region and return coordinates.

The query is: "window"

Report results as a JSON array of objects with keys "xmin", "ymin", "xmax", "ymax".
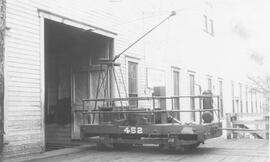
[
  {"xmin": 189, "ymin": 74, "xmax": 195, "ymax": 121},
  {"xmin": 203, "ymin": 15, "xmax": 208, "ymax": 33},
  {"xmin": 239, "ymin": 83, "xmax": 243, "ymax": 112},
  {"xmin": 245, "ymin": 86, "xmax": 248, "ymax": 113},
  {"xmin": 255, "ymin": 91, "xmax": 258, "ymax": 112},
  {"xmin": 208, "ymin": 78, "xmax": 212, "ymax": 91},
  {"xmin": 189, "ymin": 74, "xmax": 195, "ymax": 96},
  {"xmin": 250, "ymin": 90, "xmax": 253, "ymax": 112},
  {"xmin": 128, "ymin": 61, "xmax": 138, "ymax": 107},
  {"xmin": 231, "ymin": 82, "xmax": 235, "ymax": 113},
  {"xmin": 173, "ymin": 71, "xmax": 180, "ymax": 97},
  {"xmin": 203, "ymin": 14, "xmax": 214, "ymax": 36},
  {"xmin": 260, "ymin": 93, "xmax": 262, "ymax": 112},
  {"xmin": 219, "ymin": 80, "xmax": 224, "ymax": 117},
  {"xmin": 173, "ymin": 70, "xmax": 180, "ymax": 119},
  {"xmin": 210, "ymin": 19, "xmax": 214, "ymax": 36},
  {"xmin": 259, "ymin": 93, "xmax": 262, "ymax": 112}
]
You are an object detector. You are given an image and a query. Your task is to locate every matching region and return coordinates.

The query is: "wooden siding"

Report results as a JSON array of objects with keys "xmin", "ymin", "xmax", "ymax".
[
  {"xmin": 4, "ymin": 0, "xmax": 145, "ymax": 158},
  {"xmin": 4, "ymin": 0, "xmax": 265, "ymax": 158},
  {"xmin": 0, "ymin": 0, "xmax": 6, "ymax": 160}
]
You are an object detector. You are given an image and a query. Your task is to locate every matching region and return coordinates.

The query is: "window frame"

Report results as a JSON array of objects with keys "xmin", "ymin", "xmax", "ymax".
[
  {"xmin": 245, "ymin": 85, "xmax": 249, "ymax": 113},
  {"xmin": 207, "ymin": 76, "xmax": 212, "ymax": 91},
  {"xmin": 203, "ymin": 14, "xmax": 214, "ymax": 36},
  {"xmin": 239, "ymin": 83, "xmax": 243, "ymax": 112},
  {"xmin": 218, "ymin": 78, "xmax": 224, "ymax": 117},
  {"xmin": 188, "ymin": 71, "xmax": 196, "ymax": 121},
  {"xmin": 125, "ymin": 56, "xmax": 140, "ymax": 107},
  {"xmin": 128, "ymin": 61, "xmax": 138, "ymax": 96},
  {"xmin": 172, "ymin": 67, "xmax": 181, "ymax": 119},
  {"xmin": 231, "ymin": 82, "xmax": 235, "ymax": 113},
  {"xmin": 209, "ymin": 18, "xmax": 214, "ymax": 36},
  {"xmin": 203, "ymin": 14, "xmax": 208, "ymax": 33}
]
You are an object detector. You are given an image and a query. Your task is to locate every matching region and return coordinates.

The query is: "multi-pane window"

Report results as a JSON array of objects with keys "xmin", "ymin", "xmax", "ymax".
[
  {"xmin": 203, "ymin": 14, "xmax": 214, "ymax": 36},
  {"xmin": 128, "ymin": 61, "xmax": 138, "ymax": 107},
  {"xmin": 173, "ymin": 70, "xmax": 180, "ymax": 119},
  {"xmin": 189, "ymin": 74, "xmax": 195, "ymax": 121}
]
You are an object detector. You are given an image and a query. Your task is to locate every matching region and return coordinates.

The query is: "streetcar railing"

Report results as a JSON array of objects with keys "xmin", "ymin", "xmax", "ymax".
[{"xmin": 80, "ymin": 95, "xmax": 221, "ymax": 125}]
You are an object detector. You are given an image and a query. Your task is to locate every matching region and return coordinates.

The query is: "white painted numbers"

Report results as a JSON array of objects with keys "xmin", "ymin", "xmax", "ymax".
[{"xmin": 123, "ymin": 127, "xmax": 143, "ymax": 134}]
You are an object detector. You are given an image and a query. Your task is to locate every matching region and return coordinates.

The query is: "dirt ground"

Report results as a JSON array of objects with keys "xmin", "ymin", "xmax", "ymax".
[{"xmin": 6, "ymin": 137, "xmax": 269, "ymax": 162}]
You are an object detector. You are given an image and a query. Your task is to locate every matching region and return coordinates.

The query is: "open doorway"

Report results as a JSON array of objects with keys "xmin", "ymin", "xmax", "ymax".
[{"xmin": 44, "ymin": 19, "xmax": 113, "ymax": 149}]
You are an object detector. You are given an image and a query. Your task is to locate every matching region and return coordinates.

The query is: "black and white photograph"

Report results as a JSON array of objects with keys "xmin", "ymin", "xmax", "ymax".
[{"xmin": 0, "ymin": 0, "xmax": 269, "ymax": 161}]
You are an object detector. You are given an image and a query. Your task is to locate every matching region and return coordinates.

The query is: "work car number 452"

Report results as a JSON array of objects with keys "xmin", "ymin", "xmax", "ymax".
[{"xmin": 123, "ymin": 127, "xmax": 143, "ymax": 134}]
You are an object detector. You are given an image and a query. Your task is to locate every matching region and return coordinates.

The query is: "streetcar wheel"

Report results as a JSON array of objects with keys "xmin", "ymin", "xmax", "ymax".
[
  {"xmin": 182, "ymin": 143, "xmax": 200, "ymax": 151},
  {"xmin": 96, "ymin": 142, "xmax": 111, "ymax": 150}
]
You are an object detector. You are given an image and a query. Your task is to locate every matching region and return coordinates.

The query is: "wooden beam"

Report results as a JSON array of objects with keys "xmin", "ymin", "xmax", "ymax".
[{"xmin": 0, "ymin": 0, "xmax": 6, "ymax": 161}]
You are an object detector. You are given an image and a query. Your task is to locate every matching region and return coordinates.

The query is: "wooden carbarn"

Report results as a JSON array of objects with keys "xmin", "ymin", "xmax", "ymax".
[
  {"xmin": 1, "ymin": 0, "xmax": 146, "ymax": 158},
  {"xmin": 1, "ymin": 0, "xmax": 266, "ymax": 159}
]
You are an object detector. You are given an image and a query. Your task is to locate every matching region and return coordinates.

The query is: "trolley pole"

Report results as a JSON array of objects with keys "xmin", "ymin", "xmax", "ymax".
[
  {"xmin": 0, "ymin": 0, "xmax": 6, "ymax": 161},
  {"xmin": 113, "ymin": 11, "xmax": 176, "ymax": 61}
]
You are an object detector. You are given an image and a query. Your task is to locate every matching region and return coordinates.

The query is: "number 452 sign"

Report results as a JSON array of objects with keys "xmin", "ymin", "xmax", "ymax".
[{"xmin": 123, "ymin": 127, "xmax": 143, "ymax": 134}]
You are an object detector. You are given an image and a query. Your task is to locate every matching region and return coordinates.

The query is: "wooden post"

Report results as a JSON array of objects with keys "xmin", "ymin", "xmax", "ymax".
[
  {"xmin": 0, "ymin": 0, "xmax": 6, "ymax": 161},
  {"xmin": 226, "ymin": 113, "xmax": 232, "ymax": 139}
]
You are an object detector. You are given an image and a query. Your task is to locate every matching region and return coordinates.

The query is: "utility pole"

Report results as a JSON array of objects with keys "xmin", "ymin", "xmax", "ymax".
[{"xmin": 0, "ymin": 0, "xmax": 6, "ymax": 161}]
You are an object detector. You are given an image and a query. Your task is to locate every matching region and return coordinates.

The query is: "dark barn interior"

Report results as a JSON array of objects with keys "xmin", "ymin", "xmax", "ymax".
[{"xmin": 44, "ymin": 19, "xmax": 113, "ymax": 149}]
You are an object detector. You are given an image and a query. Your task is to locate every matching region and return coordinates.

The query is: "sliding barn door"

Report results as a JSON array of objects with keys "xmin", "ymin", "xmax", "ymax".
[{"xmin": 71, "ymin": 69, "xmax": 90, "ymax": 139}]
